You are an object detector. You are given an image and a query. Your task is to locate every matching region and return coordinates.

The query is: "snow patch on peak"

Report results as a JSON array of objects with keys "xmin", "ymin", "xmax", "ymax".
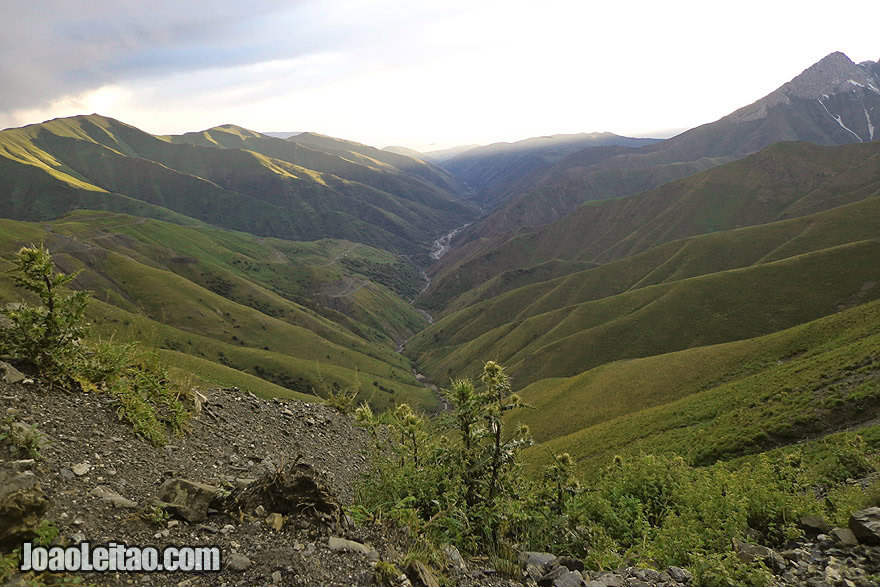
[
  {"xmin": 849, "ymin": 79, "xmax": 865, "ymax": 87},
  {"xmin": 866, "ymin": 107, "xmax": 875, "ymax": 141},
  {"xmin": 817, "ymin": 98, "xmax": 864, "ymax": 142}
]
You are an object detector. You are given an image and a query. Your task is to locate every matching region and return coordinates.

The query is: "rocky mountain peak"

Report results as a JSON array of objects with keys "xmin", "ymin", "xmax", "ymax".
[
  {"xmin": 782, "ymin": 51, "xmax": 872, "ymax": 100},
  {"xmin": 731, "ymin": 52, "xmax": 879, "ymax": 122}
]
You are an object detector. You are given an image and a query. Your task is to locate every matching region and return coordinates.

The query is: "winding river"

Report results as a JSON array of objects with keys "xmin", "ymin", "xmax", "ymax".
[{"xmin": 430, "ymin": 223, "xmax": 470, "ymax": 260}]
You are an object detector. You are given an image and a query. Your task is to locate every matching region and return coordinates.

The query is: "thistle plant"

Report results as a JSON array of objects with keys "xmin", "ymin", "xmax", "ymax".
[{"xmin": 0, "ymin": 243, "xmax": 89, "ymax": 382}]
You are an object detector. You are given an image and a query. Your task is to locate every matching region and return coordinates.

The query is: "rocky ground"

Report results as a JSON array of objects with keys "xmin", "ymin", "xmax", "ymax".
[
  {"xmin": 4, "ymin": 366, "xmax": 880, "ymax": 586},
  {"xmin": 0, "ymin": 372, "xmax": 525, "ymax": 586}
]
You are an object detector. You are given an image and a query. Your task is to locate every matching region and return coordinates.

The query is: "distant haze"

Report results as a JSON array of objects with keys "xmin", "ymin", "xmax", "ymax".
[{"xmin": 0, "ymin": 0, "xmax": 877, "ymax": 150}]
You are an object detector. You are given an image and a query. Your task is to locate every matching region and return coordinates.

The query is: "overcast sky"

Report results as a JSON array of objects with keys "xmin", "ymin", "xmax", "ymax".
[{"xmin": 1, "ymin": 0, "xmax": 878, "ymax": 151}]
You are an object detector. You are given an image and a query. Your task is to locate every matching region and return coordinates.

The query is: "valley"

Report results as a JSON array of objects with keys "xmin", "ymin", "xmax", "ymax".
[{"xmin": 2, "ymin": 49, "xmax": 880, "ymax": 586}]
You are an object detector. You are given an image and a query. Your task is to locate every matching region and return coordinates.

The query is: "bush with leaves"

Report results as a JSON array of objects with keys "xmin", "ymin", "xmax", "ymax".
[
  {"xmin": 0, "ymin": 244, "xmax": 89, "ymax": 382},
  {"xmin": 78, "ymin": 342, "xmax": 189, "ymax": 446},
  {"xmin": 354, "ymin": 361, "xmax": 880, "ymax": 581},
  {"xmin": 1, "ymin": 244, "xmax": 188, "ymax": 445},
  {"xmin": 314, "ymin": 363, "xmax": 360, "ymax": 414},
  {"xmin": 355, "ymin": 361, "xmax": 532, "ymax": 558}
]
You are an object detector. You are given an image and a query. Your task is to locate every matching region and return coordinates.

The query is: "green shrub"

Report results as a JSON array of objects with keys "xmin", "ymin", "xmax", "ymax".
[
  {"xmin": 79, "ymin": 342, "xmax": 189, "ymax": 446},
  {"xmin": 691, "ymin": 552, "xmax": 773, "ymax": 587},
  {"xmin": 372, "ymin": 561, "xmax": 400, "ymax": 586},
  {"xmin": 141, "ymin": 504, "xmax": 172, "ymax": 527},
  {"xmin": 1, "ymin": 245, "xmax": 189, "ymax": 446},
  {"xmin": 315, "ymin": 364, "xmax": 360, "ymax": 414},
  {"xmin": 0, "ymin": 551, "xmax": 20, "ymax": 584},
  {"xmin": 0, "ymin": 243, "xmax": 89, "ymax": 382},
  {"xmin": 353, "ymin": 364, "xmax": 880, "ymax": 579},
  {"xmin": 356, "ymin": 362, "xmax": 532, "ymax": 557},
  {"xmin": 33, "ymin": 520, "xmax": 59, "ymax": 547},
  {"xmin": 812, "ymin": 435, "xmax": 874, "ymax": 485}
]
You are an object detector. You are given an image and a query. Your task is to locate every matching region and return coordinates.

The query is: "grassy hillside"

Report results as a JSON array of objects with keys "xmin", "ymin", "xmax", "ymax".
[
  {"xmin": 408, "ymin": 192, "xmax": 880, "ymax": 387},
  {"xmin": 423, "ymin": 140, "xmax": 880, "ymax": 312},
  {"xmin": 171, "ymin": 126, "xmax": 469, "ymax": 212},
  {"xmin": 287, "ymin": 131, "xmax": 465, "ymax": 195},
  {"xmin": 411, "ymin": 239, "xmax": 880, "ymax": 388},
  {"xmin": 0, "ymin": 115, "xmax": 477, "ymax": 259},
  {"xmin": 0, "ymin": 212, "xmax": 436, "ymax": 412},
  {"xmin": 517, "ymin": 298, "xmax": 880, "ymax": 475},
  {"xmin": 422, "ymin": 193, "xmax": 880, "ymax": 332},
  {"xmin": 440, "ymin": 258, "xmax": 597, "ymax": 315}
]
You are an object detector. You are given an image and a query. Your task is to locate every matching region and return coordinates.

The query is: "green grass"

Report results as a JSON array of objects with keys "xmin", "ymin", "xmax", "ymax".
[
  {"xmin": 0, "ymin": 212, "xmax": 437, "ymax": 412},
  {"xmin": 409, "ymin": 194, "xmax": 880, "ymax": 384},
  {"xmin": 5, "ymin": 209, "xmax": 427, "ymax": 345},
  {"xmin": 424, "ymin": 141, "xmax": 880, "ymax": 311},
  {"xmin": 484, "ymin": 192, "xmax": 880, "ymax": 326},
  {"xmin": 515, "ymin": 299, "xmax": 880, "ymax": 475},
  {"xmin": 440, "ymin": 258, "xmax": 596, "ymax": 315},
  {"xmin": 0, "ymin": 114, "xmax": 477, "ymax": 259},
  {"xmin": 411, "ymin": 238, "xmax": 880, "ymax": 388}
]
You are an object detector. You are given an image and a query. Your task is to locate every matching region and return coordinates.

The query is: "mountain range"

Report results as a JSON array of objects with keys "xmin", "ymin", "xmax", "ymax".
[
  {"xmin": 0, "ymin": 116, "xmax": 477, "ymax": 261},
  {"xmin": 423, "ymin": 52, "xmax": 880, "ymax": 311},
  {"xmin": 437, "ymin": 132, "xmax": 662, "ymax": 208},
  {"xmin": 1, "ymin": 50, "xmax": 879, "ymax": 476}
]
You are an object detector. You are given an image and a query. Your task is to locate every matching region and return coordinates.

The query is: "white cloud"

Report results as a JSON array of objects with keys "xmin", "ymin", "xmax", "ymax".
[
  {"xmin": 1, "ymin": 0, "xmax": 878, "ymax": 148},
  {"xmin": 1, "ymin": 86, "xmax": 135, "ymax": 130}
]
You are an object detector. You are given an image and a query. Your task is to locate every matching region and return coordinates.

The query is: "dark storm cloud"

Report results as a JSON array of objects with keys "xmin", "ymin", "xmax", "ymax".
[{"xmin": 0, "ymin": 0, "xmax": 307, "ymax": 111}]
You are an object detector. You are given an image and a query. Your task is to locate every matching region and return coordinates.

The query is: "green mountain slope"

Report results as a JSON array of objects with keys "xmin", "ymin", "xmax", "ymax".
[
  {"xmin": 439, "ymin": 132, "xmax": 661, "ymax": 208},
  {"xmin": 426, "ymin": 189, "xmax": 880, "ymax": 330},
  {"xmin": 423, "ymin": 140, "xmax": 880, "ymax": 312},
  {"xmin": 407, "ymin": 195, "xmax": 880, "ymax": 388},
  {"xmin": 516, "ymin": 298, "xmax": 880, "ymax": 475},
  {"xmin": 0, "ymin": 212, "xmax": 436, "ymax": 412},
  {"xmin": 171, "ymin": 125, "xmax": 468, "ymax": 209},
  {"xmin": 0, "ymin": 115, "xmax": 477, "ymax": 259},
  {"xmin": 288, "ymin": 131, "xmax": 465, "ymax": 195}
]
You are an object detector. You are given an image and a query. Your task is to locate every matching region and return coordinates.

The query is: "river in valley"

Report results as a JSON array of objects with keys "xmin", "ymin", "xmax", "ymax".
[{"xmin": 430, "ymin": 223, "xmax": 470, "ymax": 260}]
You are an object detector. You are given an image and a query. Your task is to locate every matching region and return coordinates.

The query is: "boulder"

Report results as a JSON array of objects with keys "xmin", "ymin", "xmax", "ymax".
[
  {"xmin": 539, "ymin": 566, "xmax": 568, "ymax": 585},
  {"xmin": 443, "ymin": 544, "xmax": 467, "ymax": 571},
  {"xmin": 225, "ymin": 553, "xmax": 251, "ymax": 571},
  {"xmin": 0, "ymin": 466, "xmax": 48, "ymax": 549},
  {"xmin": 666, "ymin": 566, "xmax": 693, "ymax": 583},
  {"xmin": 830, "ymin": 526, "xmax": 859, "ymax": 547},
  {"xmin": 0, "ymin": 361, "xmax": 25, "ymax": 384},
  {"xmin": 90, "ymin": 485, "xmax": 137, "ymax": 509},
  {"xmin": 732, "ymin": 536, "xmax": 772, "ymax": 563},
  {"xmin": 546, "ymin": 570, "xmax": 584, "ymax": 587},
  {"xmin": 799, "ymin": 515, "xmax": 832, "ymax": 537},
  {"xmin": 222, "ymin": 462, "xmax": 340, "ymax": 528},
  {"xmin": 327, "ymin": 536, "xmax": 379, "ymax": 560},
  {"xmin": 589, "ymin": 573, "xmax": 625, "ymax": 587},
  {"xmin": 265, "ymin": 512, "xmax": 284, "ymax": 531},
  {"xmin": 526, "ymin": 564, "xmax": 544, "ymax": 581},
  {"xmin": 849, "ymin": 507, "xmax": 880, "ymax": 545},
  {"xmin": 557, "ymin": 556, "xmax": 585, "ymax": 572},
  {"xmin": 732, "ymin": 537, "xmax": 785, "ymax": 573},
  {"xmin": 405, "ymin": 560, "xmax": 440, "ymax": 587},
  {"xmin": 158, "ymin": 478, "xmax": 222, "ymax": 523},
  {"xmin": 539, "ymin": 566, "xmax": 584, "ymax": 587},
  {"xmin": 519, "ymin": 550, "xmax": 557, "ymax": 569},
  {"xmin": 72, "ymin": 463, "xmax": 91, "ymax": 476}
]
